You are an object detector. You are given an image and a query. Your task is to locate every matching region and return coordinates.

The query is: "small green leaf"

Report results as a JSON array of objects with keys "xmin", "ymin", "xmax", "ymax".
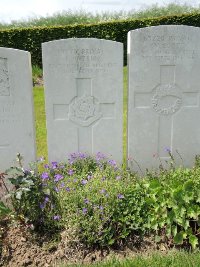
[
  {"xmin": 108, "ymin": 239, "xmax": 115, "ymax": 245},
  {"xmin": 149, "ymin": 180, "xmax": 160, "ymax": 190},
  {"xmin": 151, "ymin": 220, "xmax": 158, "ymax": 230},
  {"xmin": 189, "ymin": 234, "xmax": 198, "ymax": 250},
  {"xmin": 171, "ymin": 225, "xmax": 177, "ymax": 236},
  {"xmin": 166, "ymin": 225, "xmax": 171, "ymax": 238},
  {"xmin": 182, "ymin": 219, "xmax": 190, "ymax": 230},
  {"xmin": 174, "ymin": 232, "xmax": 184, "ymax": 245},
  {"xmin": 0, "ymin": 201, "xmax": 11, "ymax": 217},
  {"xmin": 184, "ymin": 180, "xmax": 194, "ymax": 192}
]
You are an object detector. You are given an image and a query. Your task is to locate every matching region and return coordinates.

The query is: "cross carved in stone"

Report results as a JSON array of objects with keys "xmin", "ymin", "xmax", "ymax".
[
  {"xmin": 134, "ymin": 65, "xmax": 199, "ymax": 158},
  {"xmin": 53, "ymin": 78, "xmax": 115, "ymax": 153}
]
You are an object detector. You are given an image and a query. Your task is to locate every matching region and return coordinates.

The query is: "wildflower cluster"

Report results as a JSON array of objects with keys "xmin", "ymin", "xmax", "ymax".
[{"xmin": 6, "ymin": 151, "xmax": 200, "ymax": 249}]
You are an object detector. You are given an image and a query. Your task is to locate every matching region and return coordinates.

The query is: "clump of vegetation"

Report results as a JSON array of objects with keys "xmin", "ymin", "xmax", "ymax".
[
  {"xmin": 32, "ymin": 65, "xmax": 43, "ymax": 86},
  {"xmin": 0, "ymin": 3, "xmax": 199, "ymax": 29},
  {"xmin": 2, "ymin": 151, "xmax": 200, "ymax": 250}
]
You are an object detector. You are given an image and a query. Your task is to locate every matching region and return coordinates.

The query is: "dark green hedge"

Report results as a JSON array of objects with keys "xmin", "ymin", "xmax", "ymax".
[{"xmin": 1, "ymin": 13, "xmax": 200, "ymax": 66}]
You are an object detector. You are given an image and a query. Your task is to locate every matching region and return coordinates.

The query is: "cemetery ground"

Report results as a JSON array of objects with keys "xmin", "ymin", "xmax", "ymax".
[{"xmin": 1, "ymin": 67, "xmax": 200, "ymax": 267}]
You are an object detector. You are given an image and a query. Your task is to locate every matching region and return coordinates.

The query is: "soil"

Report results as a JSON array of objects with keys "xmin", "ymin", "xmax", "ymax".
[{"xmin": 0, "ymin": 221, "xmax": 170, "ymax": 267}]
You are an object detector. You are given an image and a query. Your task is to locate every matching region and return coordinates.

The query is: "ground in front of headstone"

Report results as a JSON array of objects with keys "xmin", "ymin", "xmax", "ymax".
[{"xmin": 0, "ymin": 223, "xmax": 168, "ymax": 267}]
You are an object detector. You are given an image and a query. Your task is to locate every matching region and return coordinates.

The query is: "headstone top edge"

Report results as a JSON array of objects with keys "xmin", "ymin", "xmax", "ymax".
[
  {"xmin": 0, "ymin": 47, "xmax": 30, "ymax": 55},
  {"xmin": 42, "ymin": 38, "xmax": 123, "ymax": 48},
  {"xmin": 128, "ymin": 24, "xmax": 200, "ymax": 35}
]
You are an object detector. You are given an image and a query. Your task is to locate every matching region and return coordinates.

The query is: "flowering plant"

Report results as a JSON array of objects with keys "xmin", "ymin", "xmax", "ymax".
[{"xmin": 5, "ymin": 152, "xmax": 200, "ymax": 249}]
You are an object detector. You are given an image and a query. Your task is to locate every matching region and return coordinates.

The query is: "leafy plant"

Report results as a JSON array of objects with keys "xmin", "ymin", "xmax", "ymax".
[
  {"xmin": 32, "ymin": 65, "xmax": 43, "ymax": 85},
  {"xmin": 5, "ymin": 152, "xmax": 200, "ymax": 250}
]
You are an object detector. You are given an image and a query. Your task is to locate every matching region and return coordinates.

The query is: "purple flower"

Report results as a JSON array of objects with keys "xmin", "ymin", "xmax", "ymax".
[
  {"xmin": 68, "ymin": 169, "xmax": 74, "ymax": 176},
  {"xmin": 60, "ymin": 182, "xmax": 65, "ymax": 188},
  {"xmin": 96, "ymin": 152, "xmax": 106, "ymax": 161},
  {"xmin": 73, "ymin": 178, "xmax": 77, "ymax": 183},
  {"xmin": 165, "ymin": 147, "xmax": 171, "ymax": 153},
  {"xmin": 37, "ymin": 156, "xmax": 45, "ymax": 162},
  {"xmin": 79, "ymin": 152, "xmax": 87, "ymax": 159},
  {"xmin": 44, "ymin": 164, "xmax": 49, "ymax": 169},
  {"xmin": 66, "ymin": 187, "xmax": 71, "ymax": 192},
  {"xmin": 54, "ymin": 174, "xmax": 63, "ymax": 182},
  {"xmin": 116, "ymin": 176, "xmax": 121, "ymax": 180},
  {"xmin": 87, "ymin": 175, "xmax": 92, "ymax": 180},
  {"xmin": 100, "ymin": 189, "xmax": 106, "ymax": 194},
  {"xmin": 51, "ymin": 161, "xmax": 58, "ymax": 169},
  {"xmin": 44, "ymin": 196, "xmax": 49, "ymax": 202},
  {"xmin": 68, "ymin": 159, "xmax": 74, "ymax": 165},
  {"xmin": 117, "ymin": 194, "xmax": 124, "ymax": 199},
  {"xmin": 108, "ymin": 159, "xmax": 117, "ymax": 167},
  {"xmin": 84, "ymin": 198, "xmax": 89, "ymax": 204},
  {"xmin": 39, "ymin": 203, "xmax": 45, "ymax": 209},
  {"xmin": 24, "ymin": 169, "xmax": 31, "ymax": 175},
  {"xmin": 68, "ymin": 152, "xmax": 87, "ymax": 163},
  {"xmin": 82, "ymin": 208, "xmax": 88, "ymax": 214},
  {"xmin": 54, "ymin": 187, "xmax": 59, "ymax": 192},
  {"xmin": 41, "ymin": 172, "xmax": 49, "ymax": 180},
  {"xmin": 81, "ymin": 179, "xmax": 87, "ymax": 185},
  {"xmin": 99, "ymin": 205, "xmax": 104, "ymax": 210},
  {"xmin": 53, "ymin": 215, "xmax": 61, "ymax": 220},
  {"xmin": 69, "ymin": 153, "xmax": 76, "ymax": 159}
]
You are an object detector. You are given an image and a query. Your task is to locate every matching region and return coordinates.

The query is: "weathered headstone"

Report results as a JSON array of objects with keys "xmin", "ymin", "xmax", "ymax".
[
  {"xmin": 128, "ymin": 25, "xmax": 200, "ymax": 172},
  {"xmin": 0, "ymin": 48, "xmax": 36, "ymax": 171},
  {"xmin": 42, "ymin": 38, "xmax": 123, "ymax": 162}
]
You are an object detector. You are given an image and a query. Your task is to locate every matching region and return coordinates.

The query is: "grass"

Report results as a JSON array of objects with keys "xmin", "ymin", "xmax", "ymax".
[
  {"xmin": 59, "ymin": 250, "xmax": 200, "ymax": 267},
  {"xmin": 0, "ymin": 3, "xmax": 199, "ymax": 29},
  {"xmin": 33, "ymin": 86, "xmax": 47, "ymax": 158},
  {"xmin": 33, "ymin": 67, "xmax": 128, "ymax": 161}
]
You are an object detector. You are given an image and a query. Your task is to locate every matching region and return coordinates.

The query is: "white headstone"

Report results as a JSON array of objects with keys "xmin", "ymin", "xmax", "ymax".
[
  {"xmin": 128, "ymin": 25, "xmax": 200, "ymax": 172},
  {"xmin": 42, "ymin": 38, "xmax": 123, "ymax": 162},
  {"xmin": 0, "ymin": 48, "xmax": 36, "ymax": 171}
]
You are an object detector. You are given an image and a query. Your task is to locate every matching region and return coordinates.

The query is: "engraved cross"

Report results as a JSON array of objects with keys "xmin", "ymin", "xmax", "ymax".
[
  {"xmin": 53, "ymin": 78, "xmax": 115, "ymax": 153},
  {"xmin": 134, "ymin": 65, "xmax": 199, "ymax": 158}
]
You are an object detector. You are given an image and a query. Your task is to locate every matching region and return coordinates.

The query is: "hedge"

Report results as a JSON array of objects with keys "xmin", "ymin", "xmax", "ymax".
[{"xmin": 1, "ymin": 13, "xmax": 200, "ymax": 66}]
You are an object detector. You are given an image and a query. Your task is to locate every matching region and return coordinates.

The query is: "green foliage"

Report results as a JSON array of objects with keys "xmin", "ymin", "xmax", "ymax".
[
  {"xmin": 0, "ymin": 3, "xmax": 199, "ymax": 29},
  {"xmin": 6, "ymin": 151, "xmax": 200, "ymax": 249},
  {"xmin": 1, "ymin": 12, "xmax": 200, "ymax": 66},
  {"xmin": 0, "ymin": 201, "xmax": 11, "ymax": 219},
  {"xmin": 32, "ymin": 64, "xmax": 43, "ymax": 85},
  {"xmin": 144, "ymin": 167, "xmax": 200, "ymax": 249},
  {"xmin": 6, "ymin": 157, "xmax": 62, "ymax": 233}
]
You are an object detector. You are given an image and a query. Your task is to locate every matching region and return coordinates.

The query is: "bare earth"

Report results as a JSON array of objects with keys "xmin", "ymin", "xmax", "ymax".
[{"xmin": 0, "ymin": 222, "xmax": 169, "ymax": 267}]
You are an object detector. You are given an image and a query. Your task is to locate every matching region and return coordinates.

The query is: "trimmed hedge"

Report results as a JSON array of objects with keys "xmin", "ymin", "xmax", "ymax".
[{"xmin": 1, "ymin": 13, "xmax": 200, "ymax": 66}]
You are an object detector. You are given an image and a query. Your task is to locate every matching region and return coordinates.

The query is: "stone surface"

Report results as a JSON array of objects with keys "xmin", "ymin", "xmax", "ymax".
[
  {"xmin": 0, "ymin": 48, "xmax": 36, "ymax": 171},
  {"xmin": 42, "ymin": 38, "xmax": 123, "ymax": 162},
  {"xmin": 128, "ymin": 25, "xmax": 200, "ymax": 172}
]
